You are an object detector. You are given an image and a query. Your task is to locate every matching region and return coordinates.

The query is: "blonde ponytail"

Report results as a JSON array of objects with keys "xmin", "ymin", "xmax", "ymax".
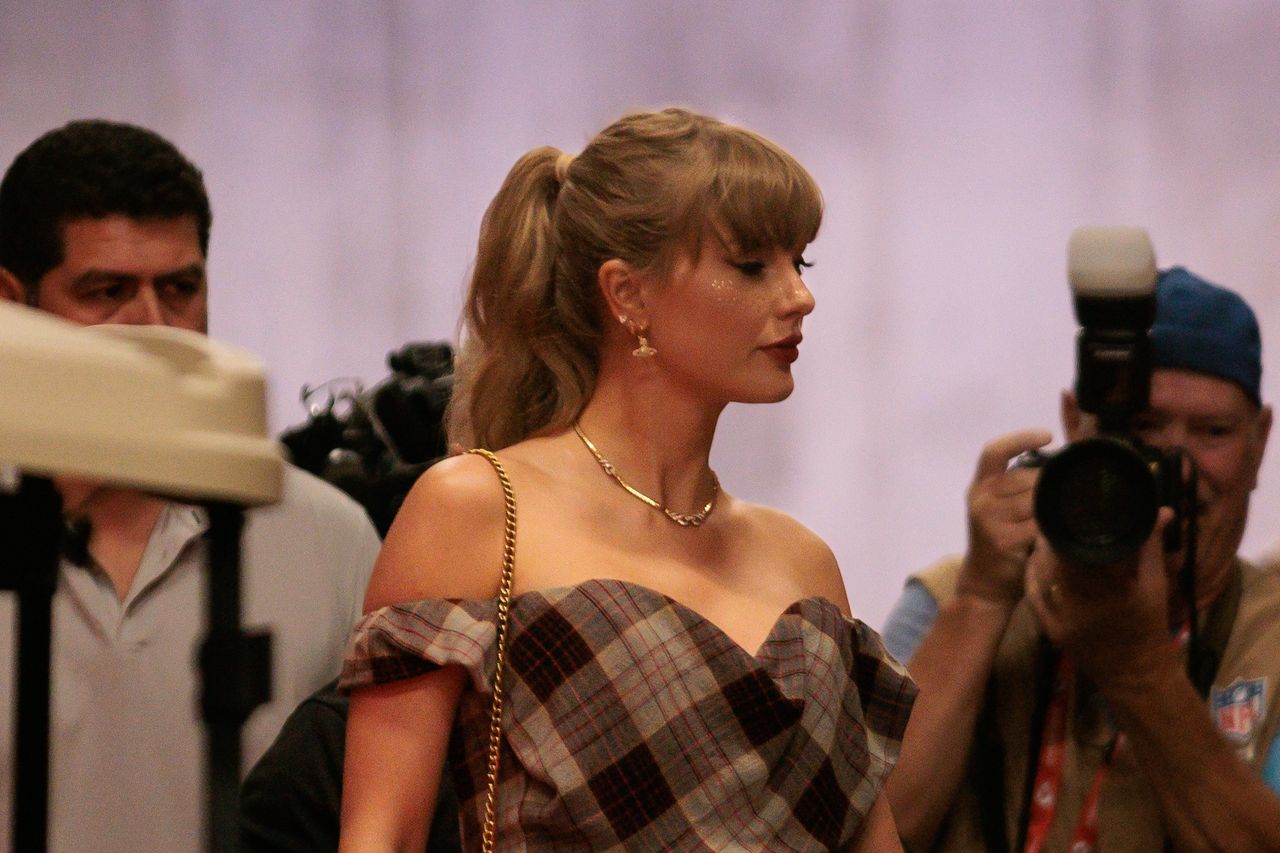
[{"xmin": 447, "ymin": 146, "xmax": 599, "ymax": 449}]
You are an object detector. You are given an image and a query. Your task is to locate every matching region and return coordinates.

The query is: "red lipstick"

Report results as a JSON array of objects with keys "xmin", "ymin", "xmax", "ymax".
[{"xmin": 763, "ymin": 334, "xmax": 802, "ymax": 364}]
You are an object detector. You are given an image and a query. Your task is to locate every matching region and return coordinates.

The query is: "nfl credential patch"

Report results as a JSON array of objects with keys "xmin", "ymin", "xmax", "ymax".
[{"xmin": 1212, "ymin": 677, "xmax": 1268, "ymax": 763}]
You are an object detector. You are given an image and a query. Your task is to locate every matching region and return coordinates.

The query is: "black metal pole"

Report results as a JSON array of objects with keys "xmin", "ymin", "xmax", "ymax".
[
  {"xmin": 0, "ymin": 475, "xmax": 63, "ymax": 853},
  {"xmin": 200, "ymin": 502, "xmax": 271, "ymax": 853}
]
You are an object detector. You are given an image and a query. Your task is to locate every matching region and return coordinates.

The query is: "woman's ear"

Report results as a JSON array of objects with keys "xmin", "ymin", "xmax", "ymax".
[{"xmin": 597, "ymin": 258, "xmax": 649, "ymax": 332}]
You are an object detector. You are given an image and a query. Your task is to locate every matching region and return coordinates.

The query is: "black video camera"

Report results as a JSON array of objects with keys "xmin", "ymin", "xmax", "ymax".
[
  {"xmin": 280, "ymin": 341, "xmax": 454, "ymax": 536},
  {"xmin": 1026, "ymin": 228, "xmax": 1187, "ymax": 567}
]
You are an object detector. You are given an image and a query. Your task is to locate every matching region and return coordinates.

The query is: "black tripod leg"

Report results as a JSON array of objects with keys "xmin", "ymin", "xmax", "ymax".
[
  {"xmin": 1, "ymin": 476, "xmax": 63, "ymax": 853},
  {"xmin": 201, "ymin": 503, "xmax": 272, "ymax": 853}
]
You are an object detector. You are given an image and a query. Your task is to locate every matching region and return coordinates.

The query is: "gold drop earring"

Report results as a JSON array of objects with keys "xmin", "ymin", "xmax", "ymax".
[
  {"xmin": 620, "ymin": 315, "xmax": 656, "ymax": 358},
  {"xmin": 633, "ymin": 330, "xmax": 657, "ymax": 358}
]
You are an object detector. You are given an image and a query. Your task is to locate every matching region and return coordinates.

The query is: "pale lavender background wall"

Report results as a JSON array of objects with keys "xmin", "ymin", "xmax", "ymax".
[{"xmin": 4, "ymin": 1, "xmax": 1280, "ymax": 627}]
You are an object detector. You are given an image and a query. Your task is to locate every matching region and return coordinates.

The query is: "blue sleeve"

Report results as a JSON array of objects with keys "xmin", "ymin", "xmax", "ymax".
[
  {"xmin": 1264, "ymin": 730, "xmax": 1280, "ymax": 794},
  {"xmin": 880, "ymin": 579, "xmax": 940, "ymax": 666}
]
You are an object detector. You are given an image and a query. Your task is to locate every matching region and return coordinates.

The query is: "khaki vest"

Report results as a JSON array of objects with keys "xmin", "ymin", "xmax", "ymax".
[{"xmin": 917, "ymin": 556, "xmax": 1280, "ymax": 852}]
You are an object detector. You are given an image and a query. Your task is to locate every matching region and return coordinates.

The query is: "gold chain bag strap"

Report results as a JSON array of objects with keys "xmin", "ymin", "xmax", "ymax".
[{"xmin": 464, "ymin": 449, "xmax": 517, "ymax": 853}]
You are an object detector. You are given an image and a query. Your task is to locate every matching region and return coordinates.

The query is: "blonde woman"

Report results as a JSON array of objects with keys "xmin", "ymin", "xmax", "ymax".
[{"xmin": 340, "ymin": 108, "xmax": 915, "ymax": 851}]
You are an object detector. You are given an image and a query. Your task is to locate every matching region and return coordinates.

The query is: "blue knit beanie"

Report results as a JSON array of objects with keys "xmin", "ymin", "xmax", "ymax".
[{"xmin": 1152, "ymin": 267, "xmax": 1262, "ymax": 405}]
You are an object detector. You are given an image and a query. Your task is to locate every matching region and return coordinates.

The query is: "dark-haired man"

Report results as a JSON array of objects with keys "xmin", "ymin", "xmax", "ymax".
[
  {"xmin": 883, "ymin": 269, "xmax": 1280, "ymax": 851},
  {"xmin": 0, "ymin": 120, "xmax": 380, "ymax": 852}
]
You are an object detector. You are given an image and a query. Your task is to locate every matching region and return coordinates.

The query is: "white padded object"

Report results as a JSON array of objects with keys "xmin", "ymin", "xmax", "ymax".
[
  {"xmin": 1067, "ymin": 227, "xmax": 1158, "ymax": 298},
  {"xmin": 0, "ymin": 301, "xmax": 282, "ymax": 506}
]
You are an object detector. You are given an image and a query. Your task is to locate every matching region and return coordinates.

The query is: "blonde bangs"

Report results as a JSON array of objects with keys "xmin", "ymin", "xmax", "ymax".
[{"xmin": 667, "ymin": 125, "xmax": 823, "ymax": 260}]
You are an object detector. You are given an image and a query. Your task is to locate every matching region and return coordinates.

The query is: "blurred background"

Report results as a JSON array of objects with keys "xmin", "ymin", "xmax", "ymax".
[{"xmin": 3, "ymin": 0, "xmax": 1279, "ymax": 626}]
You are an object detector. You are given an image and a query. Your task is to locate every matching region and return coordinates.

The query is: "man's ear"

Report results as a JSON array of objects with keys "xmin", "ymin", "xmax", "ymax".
[
  {"xmin": 0, "ymin": 267, "xmax": 27, "ymax": 304},
  {"xmin": 597, "ymin": 258, "xmax": 650, "ymax": 331},
  {"xmin": 1248, "ymin": 404, "xmax": 1272, "ymax": 491},
  {"xmin": 1060, "ymin": 389, "xmax": 1086, "ymax": 441}
]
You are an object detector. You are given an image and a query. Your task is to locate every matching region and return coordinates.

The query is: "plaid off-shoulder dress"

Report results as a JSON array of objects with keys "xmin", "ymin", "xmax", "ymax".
[{"xmin": 342, "ymin": 578, "xmax": 915, "ymax": 851}]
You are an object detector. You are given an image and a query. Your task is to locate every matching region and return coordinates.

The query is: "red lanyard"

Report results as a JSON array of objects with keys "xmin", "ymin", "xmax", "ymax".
[
  {"xmin": 1022, "ymin": 655, "xmax": 1117, "ymax": 853},
  {"xmin": 1023, "ymin": 625, "xmax": 1189, "ymax": 853}
]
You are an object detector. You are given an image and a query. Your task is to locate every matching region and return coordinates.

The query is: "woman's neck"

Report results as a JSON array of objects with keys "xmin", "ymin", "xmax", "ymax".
[{"xmin": 575, "ymin": 365, "xmax": 722, "ymax": 512}]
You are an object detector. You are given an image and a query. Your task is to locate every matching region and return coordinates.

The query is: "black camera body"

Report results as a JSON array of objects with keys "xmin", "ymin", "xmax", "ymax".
[{"xmin": 1029, "ymin": 228, "xmax": 1186, "ymax": 567}]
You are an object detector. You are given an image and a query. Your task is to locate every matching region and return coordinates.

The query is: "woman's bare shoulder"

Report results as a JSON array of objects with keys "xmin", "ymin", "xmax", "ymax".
[
  {"xmin": 729, "ymin": 496, "xmax": 851, "ymax": 615},
  {"xmin": 361, "ymin": 451, "xmax": 511, "ymax": 612}
]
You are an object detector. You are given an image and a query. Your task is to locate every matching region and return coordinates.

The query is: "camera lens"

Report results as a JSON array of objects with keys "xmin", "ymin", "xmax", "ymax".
[{"xmin": 1035, "ymin": 436, "xmax": 1158, "ymax": 567}]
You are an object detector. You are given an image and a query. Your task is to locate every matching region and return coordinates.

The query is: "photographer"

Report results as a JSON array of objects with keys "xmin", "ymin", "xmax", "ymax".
[{"xmin": 883, "ymin": 268, "xmax": 1280, "ymax": 851}]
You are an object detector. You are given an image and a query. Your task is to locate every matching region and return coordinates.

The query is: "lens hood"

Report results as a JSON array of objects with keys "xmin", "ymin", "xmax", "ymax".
[{"xmin": 1034, "ymin": 435, "xmax": 1159, "ymax": 567}]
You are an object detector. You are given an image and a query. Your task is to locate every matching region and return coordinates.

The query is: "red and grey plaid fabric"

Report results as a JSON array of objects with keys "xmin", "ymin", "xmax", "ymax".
[{"xmin": 342, "ymin": 579, "xmax": 915, "ymax": 850}]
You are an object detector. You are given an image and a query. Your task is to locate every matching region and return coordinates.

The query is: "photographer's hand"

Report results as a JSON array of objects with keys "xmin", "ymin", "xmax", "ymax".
[
  {"xmin": 957, "ymin": 429, "xmax": 1052, "ymax": 605},
  {"xmin": 1025, "ymin": 507, "xmax": 1173, "ymax": 687},
  {"xmin": 886, "ymin": 428, "xmax": 1050, "ymax": 851},
  {"xmin": 1026, "ymin": 510, "xmax": 1280, "ymax": 849}
]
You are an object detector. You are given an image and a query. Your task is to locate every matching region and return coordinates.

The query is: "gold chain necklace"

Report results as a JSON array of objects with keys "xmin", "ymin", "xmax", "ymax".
[{"xmin": 572, "ymin": 423, "xmax": 719, "ymax": 527}]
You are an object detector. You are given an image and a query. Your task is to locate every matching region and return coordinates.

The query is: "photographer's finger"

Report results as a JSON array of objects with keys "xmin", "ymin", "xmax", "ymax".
[
  {"xmin": 974, "ymin": 429, "xmax": 1054, "ymax": 481},
  {"xmin": 1135, "ymin": 506, "xmax": 1177, "ymax": 584},
  {"xmin": 1024, "ymin": 549, "xmax": 1065, "ymax": 635},
  {"xmin": 987, "ymin": 466, "xmax": 1041, "ymax": 498},
  {"xmin": 1026, "ymin": 563, "xmax": 1060, "ymax": 607},
  {"xmin": 1008, "ymin": 516, "xmax": 1040, "ymax": 546}
]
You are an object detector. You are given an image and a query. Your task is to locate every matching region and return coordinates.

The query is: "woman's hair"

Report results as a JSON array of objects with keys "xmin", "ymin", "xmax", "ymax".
[{"xmin": 447, "ymin": 107, "xmax": 823, "ymax": 449}]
